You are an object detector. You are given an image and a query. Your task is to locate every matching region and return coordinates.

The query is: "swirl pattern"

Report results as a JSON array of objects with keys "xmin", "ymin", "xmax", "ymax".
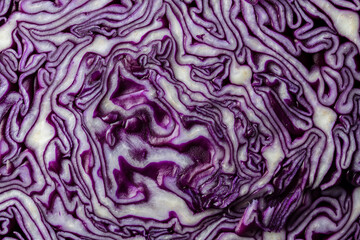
[{"xmin": 0, "ymin": 0, "xmax": 359, "ymax": 239}]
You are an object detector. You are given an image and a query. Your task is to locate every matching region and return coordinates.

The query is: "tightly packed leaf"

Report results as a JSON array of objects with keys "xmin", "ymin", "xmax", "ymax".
[{"xmin": 0, "ymin": 0, "xmax": 359, "ymax": 239}]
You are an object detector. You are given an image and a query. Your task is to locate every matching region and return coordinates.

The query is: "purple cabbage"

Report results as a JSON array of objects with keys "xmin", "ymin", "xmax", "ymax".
[{"xmin": 0, "ymin": 0, "xmax": 359, "ymax": 239}]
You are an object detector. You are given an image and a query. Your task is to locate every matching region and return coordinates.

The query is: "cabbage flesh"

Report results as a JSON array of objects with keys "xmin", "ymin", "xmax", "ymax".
[{"xmin": 0, "ymin": 0, "xmax": 359, "ymax": 239}]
